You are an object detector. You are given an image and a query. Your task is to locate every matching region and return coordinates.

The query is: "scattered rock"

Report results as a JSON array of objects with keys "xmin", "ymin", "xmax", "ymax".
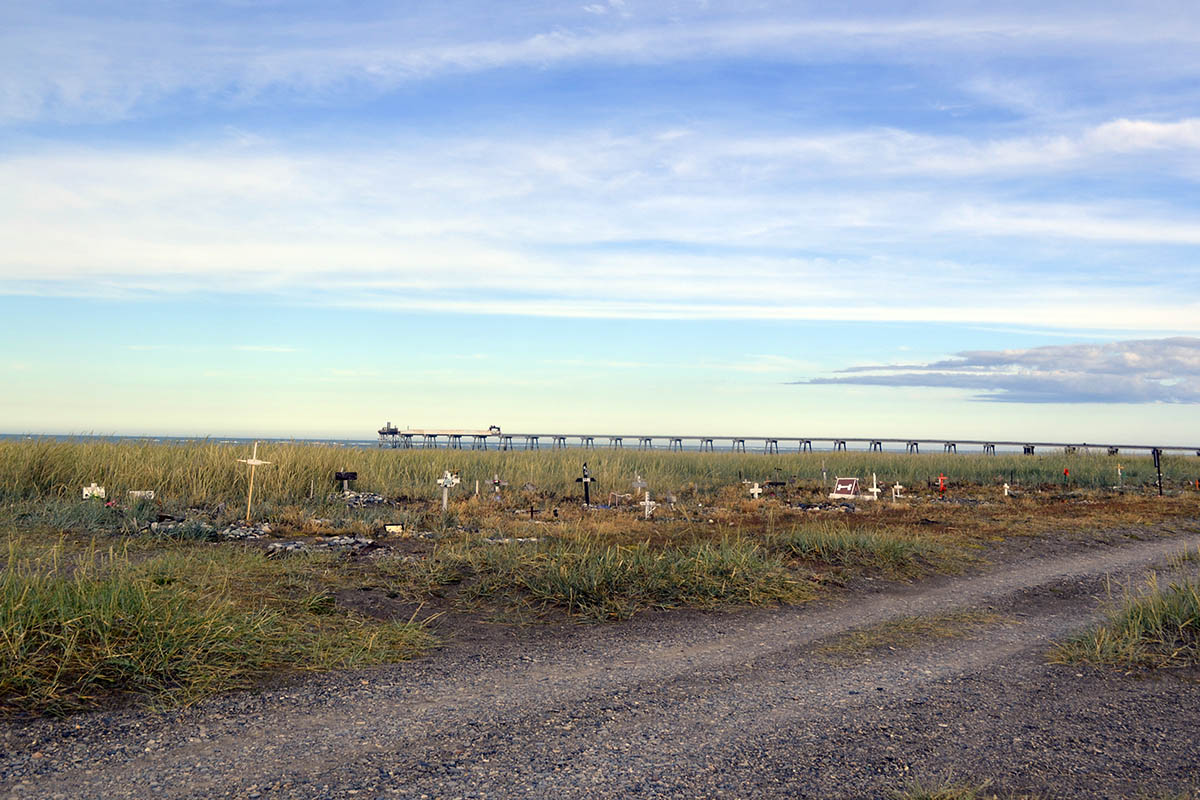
[
  {"xmin": 266, "ymin": 535, "xmax": 376, "ymax": 557},
  {"xmin": 220, "ymin": 521, "xmax": 272, "ymax": 540},
  {"xmin": 332, "ymin": 490, "xmax": 392, "ymax": 508}
]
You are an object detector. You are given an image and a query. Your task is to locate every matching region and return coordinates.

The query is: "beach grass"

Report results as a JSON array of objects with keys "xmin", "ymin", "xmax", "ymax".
[
  {"xmin": 0, "ymin": 535, "xmax": 432, "ymax": 715},
  {"xmin": 1, "ymin": 437, "xmax": 1192, "ymax": 511}
]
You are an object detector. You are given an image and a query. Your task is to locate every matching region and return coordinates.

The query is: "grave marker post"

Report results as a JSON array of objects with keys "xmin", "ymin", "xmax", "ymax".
[
  {"xmin": 575, "ymin": 462, "xmax": 597, "ymax": 506},
  {"xmin": 437, "ymin": 470, "xmax": 461, "ymax": 510},
  {"xmin": 641, "ymin": 491, "xmax": 657, "ymax": 519},
  {"xmin": 237, "ymin": 442, "xmax": 272, "ymax": 522}
]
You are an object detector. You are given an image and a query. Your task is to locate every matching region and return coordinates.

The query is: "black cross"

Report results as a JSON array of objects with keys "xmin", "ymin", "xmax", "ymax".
[{"xmin": 575, "ymin": 462, "xmax": 597, "ymax": 506}]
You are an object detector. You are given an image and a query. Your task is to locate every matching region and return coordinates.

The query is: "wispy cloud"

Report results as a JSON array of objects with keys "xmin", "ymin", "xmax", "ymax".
[
  {"xmin": 3, "ymin": 6, "xmax": 1199, "ymax": 123},
  {"xmin": 232, "ymin": 345, "xmax": 297, "ymax": 353},
  {"xmin": 798, "ymin": 337, "xmax": 1200, "ymax": 403},
  {"xmin": 1, "ymin": 129, "xmax": 1197, "ymax": 331}
]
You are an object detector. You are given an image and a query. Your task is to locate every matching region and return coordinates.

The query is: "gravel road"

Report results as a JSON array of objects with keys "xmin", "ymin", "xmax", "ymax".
[{"xmin": 5, "ymin": 530, "xmax": 1200, "ymax": 799}]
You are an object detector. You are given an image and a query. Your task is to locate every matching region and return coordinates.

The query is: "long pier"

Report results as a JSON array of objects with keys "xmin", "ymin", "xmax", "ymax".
[{"xmin": 376, "ymin": 427, "xmax": 1200, "ymax": 456}]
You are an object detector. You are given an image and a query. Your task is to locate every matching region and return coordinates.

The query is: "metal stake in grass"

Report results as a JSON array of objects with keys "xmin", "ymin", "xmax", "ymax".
[
  {"xmin": 1152, "ymin": 448, "xmax": 1163, "ymax": 496},
  {"xmin": 437, "ymin": 470, "xmax": 461, "ymax": 511},
  {"xmin": 236, "ymin": 442, "xmax": 272, "ymax": 522},
  {"xmin": 576, "ymin": 462, "xmax": 597, "ymax": 506}
]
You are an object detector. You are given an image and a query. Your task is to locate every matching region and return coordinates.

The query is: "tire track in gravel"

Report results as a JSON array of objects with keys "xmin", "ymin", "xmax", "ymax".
[{"xmin": 6, "ymin": 531, "xmax": 1200, "ymax": 799}]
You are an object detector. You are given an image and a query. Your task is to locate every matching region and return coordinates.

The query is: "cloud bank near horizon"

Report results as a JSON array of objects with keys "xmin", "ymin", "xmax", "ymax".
[{"xmin": 799, "ymin": 337, "xmax": 1200, "ymax": 403}]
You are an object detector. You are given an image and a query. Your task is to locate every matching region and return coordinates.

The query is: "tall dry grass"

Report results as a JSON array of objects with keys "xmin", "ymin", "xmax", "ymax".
[{"xmin": 1, "ymin": 437, "xmax": 1189, "ymax": 509}]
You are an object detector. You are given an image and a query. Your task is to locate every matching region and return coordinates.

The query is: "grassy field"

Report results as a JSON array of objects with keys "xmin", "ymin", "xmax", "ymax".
[
  {"xmin": 2, "ymin": 437, "xmax": 1197, "ymax": 510},
  {"xmin": 2, "ymin": 437, "xmax": 1199, "ymax": 714}
]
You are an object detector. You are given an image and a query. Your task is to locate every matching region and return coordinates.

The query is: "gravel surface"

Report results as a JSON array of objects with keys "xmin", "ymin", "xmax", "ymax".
[{"xmin": 5, "ymin": 530, "xmax": 1200, "ymax": 799}]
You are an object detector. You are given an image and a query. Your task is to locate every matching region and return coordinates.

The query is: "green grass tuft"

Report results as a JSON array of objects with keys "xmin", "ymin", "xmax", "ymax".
[
  {"xmin": 0, "ymin": 539, "xmax": 432, "ymax": 715},
  {"xmin": 1053, "ymin": 570, "xmax": 1200, "ymax": 669},
  {"xmin": 771, "ymin": 522, "xmax": 944, "ymax": 574},
  {"xmin": 384, "ymin": 534, "xmax": 813, "ymax": 620}
]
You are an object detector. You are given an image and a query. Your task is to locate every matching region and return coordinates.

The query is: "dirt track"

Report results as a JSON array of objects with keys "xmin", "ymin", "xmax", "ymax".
[{"xmin": 5, "ymin": 529, "xmax": 1200, "ymax": 799}]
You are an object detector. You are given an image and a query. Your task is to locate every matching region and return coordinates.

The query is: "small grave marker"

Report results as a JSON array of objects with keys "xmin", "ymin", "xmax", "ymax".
[
  {"xmin": 892, "ymin": 483, "xmax": 905, "ymax": 501},
  {"xmin": 632, "ymin": 474, "xmax": 647, "ymax": 496},
  {"xmin": 749, "ymin": 482, "xmax": 762, "ymax": 500},
  {"xmin": 938, "ymin": 473, "xmax": 947, "ymax": 494},
  {"xmin": 490, "ymin": 474, "xmax": 508, "ymax": 502},
  {"xmin": 335, "ymin": 471, "xmax": 357, "ymax": 492},
  {"xmin": 1116, "ymin": 463, "xmax": 1123, "ymax": 488},
  {"xmin": 641, "ymin": 491, "xmax": 658, "ymax": 519},
  {"xmin": 829, "ymin": 477, "xmax": 859, "ymax": 499},
  {"xmin": 236, "ymin": 442, "xmax": 272, "ymax": 522},
  {"xmin": 866, "ymin": 473, "xmax": 881, "ymax": 501},
  {"xmin": 128, "ymin": 490, "xmax": 155, "ymax": 501},
  {"xmin": 575, "ymin": 462, "xmax": 597, "ymax": 506},
  {"xmin": 1003, "ymin": 482, "xmax": 1010, "ymax": 497},
  {"xmin": 437, "ymin": 470, "xmax": 461, "ymax": 511},
  {"xmin": 83, "ymin": 482, "xmax": 106, "ymax": 500}
]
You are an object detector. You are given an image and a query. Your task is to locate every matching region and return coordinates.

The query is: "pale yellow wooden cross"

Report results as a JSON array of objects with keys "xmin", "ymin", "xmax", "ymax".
[{"xmin": 237, "ymin": 442, "xmax": 272, "ymax": 522}]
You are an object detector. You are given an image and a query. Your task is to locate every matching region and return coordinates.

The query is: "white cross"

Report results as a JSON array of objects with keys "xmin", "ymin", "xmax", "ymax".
[
  {"xmin": 749, "ymin": 482, "xmax": 762, "ymax": 500},
  {"xmin": 632, "ymin": 474, "xmax": 647, "ymax": 494},
  {"xmin": 892, "ymin": 483, "xmax": 905, "ymax": 500},
  {"xmin": 1003, "ymin": 482, "xmax": 1010, "ymax": 497},
  {"xmin": 641, "ymin": 491, "xmax": 658, "ymax": 519},
  {"xmin": 437, "ymin": 470, "xmax": 461, "ymax": 510},
  {"xmin": 866, "ymin": 473, "xmax": 882, "ymax": 501},
  {"xmin": 83, "ymin": 482, "xmax": 105, "ymax": 500},
  {"xmin": 236, "ymin": 442, "xmax": 272, "ymax": 522}
]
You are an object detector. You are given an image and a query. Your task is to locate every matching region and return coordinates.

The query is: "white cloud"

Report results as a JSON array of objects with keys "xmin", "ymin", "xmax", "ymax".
[
  {"xmin": 1, "ymin": 131, "xmax": 1198, "ymax": 331},
  {"xmin": 802, "ymin": 337, "xmax": 1200, "ymax": 403},
  {"xmin": 3, "ymin": 7, "xmax": 1200, "ymax": 123}
]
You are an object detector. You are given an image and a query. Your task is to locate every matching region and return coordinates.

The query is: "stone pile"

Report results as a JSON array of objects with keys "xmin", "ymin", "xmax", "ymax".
[
  {"xmin": 333, "ymin": 491, "xmax": 391, "ymax": 508},
  {"xmin": 220, "ymin": 521, "xmax": 273, "ymax": 540},
  {"xmin": 794, "ymin": 502, "xmax": 858, "ymax": 513},
  {"xmin": 266, "ymin": 535, "xmax": 376, "ymax": 557}
]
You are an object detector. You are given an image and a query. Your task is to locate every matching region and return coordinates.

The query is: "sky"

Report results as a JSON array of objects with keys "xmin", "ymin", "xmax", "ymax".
[{"xmin": 2, "ymin": 1, "xmax": 1199, "ymax": 444}]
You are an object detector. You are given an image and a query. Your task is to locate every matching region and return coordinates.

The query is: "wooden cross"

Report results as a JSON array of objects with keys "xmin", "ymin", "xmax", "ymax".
[
  {"xmin": 576, "ymin": 462, "xmax": 597, "ymax": 506},
  {"xmin": 749, "ymin": 482, "xmax": 763, "ymax": 500},
  {"xmin": 631, "ymin": 474, "xmax": 647, "ymax": 496},
  {"xmin": 437, "ymin": 470, "xmax": 461, "ymax": 510},
  {"xmin": 892, "ymin": 483, "xmax": 905, "ymax": 500},
  {"xmin": 866, "ymin": 473, "xmax": 881, "ymax": 501},
  {"xmin": 1003, "ymin": 482, "xmax": 1010, "ymax": 497},
  {"xmin": 938, "ymin": 473, "xmax": 947, "ymax": 494},
  {"xmin": 236, "ymin": 442, "xmax": 272, "ymax": 522},
  {"xmin": 641, "ymin": 491, "xmax": 657, "ymax": 519}
]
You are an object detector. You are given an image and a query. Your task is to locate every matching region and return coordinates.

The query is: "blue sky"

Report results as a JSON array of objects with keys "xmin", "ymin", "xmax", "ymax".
[{"xmin": 2, "ymin": 1, "xmax": 1199, "ymax": 443}]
